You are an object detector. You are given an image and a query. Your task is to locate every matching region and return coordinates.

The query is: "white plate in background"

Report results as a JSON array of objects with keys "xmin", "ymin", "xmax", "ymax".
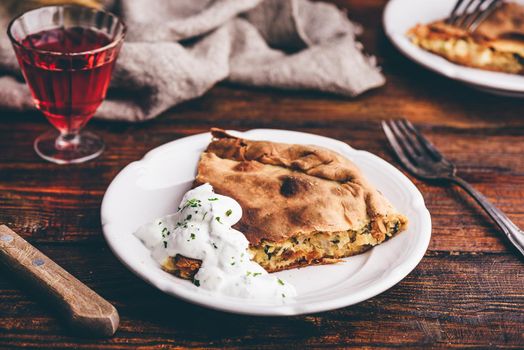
[
  {"xmin": 101, "ymin": 129, "xmax": 431, "ymax": 315},
  {"xmin": 384, "ymin": 0, "xmax": 524, "ymax": 97}
]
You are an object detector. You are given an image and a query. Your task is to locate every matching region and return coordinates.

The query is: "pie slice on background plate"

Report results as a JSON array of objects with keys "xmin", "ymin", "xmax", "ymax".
[
  {"xmin": 407, "ymin": 2, "xmax": 524, "ymax": 75},
  {"xmin": 163, "ymin": 128, "xmax": 408, "ymax": 277}
]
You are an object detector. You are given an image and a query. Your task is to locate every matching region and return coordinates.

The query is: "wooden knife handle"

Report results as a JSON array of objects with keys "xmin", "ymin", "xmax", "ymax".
[{"xmin": 0, "ymin": 225, "xmax": 119, "ymax": 337}]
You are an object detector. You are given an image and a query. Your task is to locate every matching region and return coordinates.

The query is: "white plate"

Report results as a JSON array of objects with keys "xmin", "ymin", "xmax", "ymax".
[
  {"xmin": 101, "ymin": 129, "xmax": 431, "ymax": 316},
  {"xmin": 384, "ymin": 0, "xmax": 524, "ymax": 97}
]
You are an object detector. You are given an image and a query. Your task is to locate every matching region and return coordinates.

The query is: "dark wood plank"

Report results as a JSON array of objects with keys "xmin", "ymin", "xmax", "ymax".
[{"xmin": 0, "ymin": 245, "xmax": 522, "ymax": 348}]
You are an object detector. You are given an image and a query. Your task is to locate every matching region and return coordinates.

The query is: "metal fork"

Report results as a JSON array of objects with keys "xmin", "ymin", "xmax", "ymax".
[
  {"xmin": 382, "ymin": 119, "xmax": 524, "ymax": 257},
  {"xmin": 447, "ymin": 0, "xmax": 501, "ymax": 32}
]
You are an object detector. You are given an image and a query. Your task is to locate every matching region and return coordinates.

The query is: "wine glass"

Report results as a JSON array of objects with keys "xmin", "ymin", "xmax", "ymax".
[{"xmin": 7, "ymin": 5, "xmax": 126, "ymax": 164}]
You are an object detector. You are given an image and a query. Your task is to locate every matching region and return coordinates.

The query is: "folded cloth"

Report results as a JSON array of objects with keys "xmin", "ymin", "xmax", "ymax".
[{"xmin": 0, "ymin": 0, "xmax": 385, "ymax": 122}]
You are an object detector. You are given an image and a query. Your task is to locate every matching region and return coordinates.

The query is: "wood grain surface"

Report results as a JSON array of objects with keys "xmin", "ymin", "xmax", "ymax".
[
  {"xmin": 0, "ymin": 0, "xmax": 523, "ymax": 348},
  {"xmin": 0, "ymin": 225, "xmax": 119, "ymax": 337}
]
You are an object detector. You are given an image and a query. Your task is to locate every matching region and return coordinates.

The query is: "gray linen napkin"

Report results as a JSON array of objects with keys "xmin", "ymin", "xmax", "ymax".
[{"xmin": 0, "ymin": 0, "xmax": 385, "ymax": 122}]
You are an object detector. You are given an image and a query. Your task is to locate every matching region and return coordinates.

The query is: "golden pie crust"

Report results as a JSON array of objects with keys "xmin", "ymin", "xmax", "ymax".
[{"xmin": 162, "ymin": 129, "xmax": 408, "ymax": 277}]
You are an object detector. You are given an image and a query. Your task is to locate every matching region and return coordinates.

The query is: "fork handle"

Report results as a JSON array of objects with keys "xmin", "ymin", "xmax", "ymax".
[{"xmin": 450, "ymin": 176, "xmax": 524, "ymax": 256}]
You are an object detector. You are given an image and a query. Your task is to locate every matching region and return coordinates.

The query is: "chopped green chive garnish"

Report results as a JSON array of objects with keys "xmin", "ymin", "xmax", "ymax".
[
  {"xmin": 203, "ymin": 212, "xmax": 208, "ymax": 220},
  {"xmin": 226, "ymin": 209, "xmax": 232, "ymax": 217},
  {"xmin": 246, "ymin": 271, "xmax": 252, "ymax": 276},
  {"xmin": 253, "ymin": 272, "xmax": 262, "ymax": 277},
  {"xmin": 215, "ymin": 217, "xmax": 221, "ymax": 223},
  {"xmin": 277, "ymin": 278, "xmax": 284, "ymax": 285},
  {"xmin": 186, "ymin": 198, "xmax": 201, "ymax": 208},
  {"xmin": 190, "ymin": 233, "xmax": 195, "ymax": 240},
  {"xmin": 163, "ymin": 241, "xmax": 167, "ymax": 248},
  {"xmin": 282, "ymin": 293, "xmax": 286, "ymax": 298},
  {"xmin": 208, "ymin": 198, "xmax": 219, "ymax": 201},
  {"xmin": 186, "ymin": 214, "xmax": 192, "ymax": 221},
  {"xmin": 193, "ymin": 279, "xmax": 200, "ymax": 287},
  {"xmin": 231, "ymin": 262, "xmax": 235, "ymax": 266},
  {"xmin": 212, "ymin": 243, "xmax": 218, "ymax": 249}
]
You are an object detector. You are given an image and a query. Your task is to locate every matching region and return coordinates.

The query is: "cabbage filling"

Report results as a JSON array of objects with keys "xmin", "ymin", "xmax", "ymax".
[{"xmin": 250, "ymin": 218, "xmax": 403, "ymax": 271}]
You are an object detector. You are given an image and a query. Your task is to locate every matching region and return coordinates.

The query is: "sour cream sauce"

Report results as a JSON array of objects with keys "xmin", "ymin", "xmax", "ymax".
[{"xmin": 135, "ymin": 183, "xmax": 297, "ymax": 301}]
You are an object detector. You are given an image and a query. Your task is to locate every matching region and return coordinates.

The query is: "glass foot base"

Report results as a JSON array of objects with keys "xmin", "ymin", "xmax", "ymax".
[{"xmin": 34, "ymin": 130, "xmax": 104, "ymax": 164}]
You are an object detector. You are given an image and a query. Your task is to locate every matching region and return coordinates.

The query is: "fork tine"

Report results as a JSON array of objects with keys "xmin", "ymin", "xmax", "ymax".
[
  {"xmin": 448, "ymin": 0, "xmax": 468, "ymax": 24},
  {"xmin": 400, "ymin": 119, "xmax": 444, "ymax": 161},
  {"xmin": 388, "ymin": 120, "xmax": 422, "ymax": 162},
  {"xmin": 391, "ymin": 119, "xmax": 450, "ymax": 167},
  {"xmin": 468, "ymin": 0, "xmax": 501, "ymax": 32},
  {"xmin": 382, "ymin": 121, "xmax": 422, "ymax": 176},
  {"xmin": 455, "ymin": 0, "xmax": 479, "ymax": 27},
  {"xmin": 394, "ymin": 120, "xmax": 427, "ymax": 157},
  {"xmin": 461, "ymin": 0, "xmax": 487, "ymax": 29}
]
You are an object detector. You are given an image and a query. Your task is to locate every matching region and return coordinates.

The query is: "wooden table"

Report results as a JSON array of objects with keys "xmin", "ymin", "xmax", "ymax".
[{"xmin": 1, "ymin": 0, "xmax": 523, "ymax": 348}]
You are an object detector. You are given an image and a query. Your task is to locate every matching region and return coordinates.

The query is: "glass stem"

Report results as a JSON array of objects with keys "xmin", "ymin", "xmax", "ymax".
[{"xmin": 55, "ymin": 132, "xmax": 80, "ymax": 150}]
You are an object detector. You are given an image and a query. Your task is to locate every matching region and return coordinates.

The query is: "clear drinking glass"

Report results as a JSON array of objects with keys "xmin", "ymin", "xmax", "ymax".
[{"xmin": 7, "ymin": 6, "xmax": 126, "ymax": 164}]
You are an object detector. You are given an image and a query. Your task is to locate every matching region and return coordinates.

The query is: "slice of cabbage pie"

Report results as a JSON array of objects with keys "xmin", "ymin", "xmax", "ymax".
[
  {"xmin": 407, "ymin": 2, "xmax": 524, "ymax": 75},
  {"xmin": 164, "ymin": 129, "xmax": 408, "ymax": 277}
]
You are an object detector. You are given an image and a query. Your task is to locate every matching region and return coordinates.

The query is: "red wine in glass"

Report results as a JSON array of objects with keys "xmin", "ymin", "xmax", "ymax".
[
  {"xmin": 8, "ymin": 6, "xmax": 126, "ymax": 164},
  {"xmin": 19, "ymin": 27, "xmax": 115, "ymax": 134}
]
